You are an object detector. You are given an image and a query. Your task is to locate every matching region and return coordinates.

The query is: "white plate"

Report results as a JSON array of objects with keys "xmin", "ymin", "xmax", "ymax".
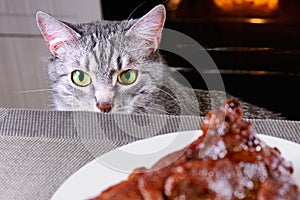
[{"xmin": 51, "ymin": 131, "xmax": 300, "ymax": 200}]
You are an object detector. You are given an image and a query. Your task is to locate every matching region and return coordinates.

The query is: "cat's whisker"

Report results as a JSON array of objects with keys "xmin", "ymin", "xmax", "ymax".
[
  {"xmin": 118, "ymin": 104, "xmax": 173, "ymax": 115},
  {"xmin": 142, "ymin": 107, "xmax": 172, "ymax": 115},
  {"xmin": 15, "ymin": 88, "xmax": 54, "ymax": 94},
  {"xmin": 151, "ymin": 87, "xmax": 181, "ymax": 105},
  {"xmin": 43, "ymin": 103, "xmax": 55, "ymax": 110},
  {"xmin": 114, "ymin": 106, "xmax": 130, "ymax": 113},
  {"xmin": 134, "ymin": 105, "xmax": 173, "ymax": 115}
]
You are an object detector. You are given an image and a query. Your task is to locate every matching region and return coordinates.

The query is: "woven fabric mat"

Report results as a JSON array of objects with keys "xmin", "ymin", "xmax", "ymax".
[{"xmin": 0, "ymin": 108, "xmax": 299, "ymax": 200}]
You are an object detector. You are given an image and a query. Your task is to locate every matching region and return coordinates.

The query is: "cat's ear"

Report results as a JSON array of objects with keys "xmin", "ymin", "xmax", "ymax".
[
  {"xmin": 36, "ymin": 11, "xmax": 81, "ymax": 55},
  {"xmin": 126, "ymin": 5, "xmax": 166, "ymax": 51}
]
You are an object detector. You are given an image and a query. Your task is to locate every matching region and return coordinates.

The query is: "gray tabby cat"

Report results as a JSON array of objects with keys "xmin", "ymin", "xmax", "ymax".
[{"xmin": 36, "ymin": 5, "xmax": 281, "ymax": 119}]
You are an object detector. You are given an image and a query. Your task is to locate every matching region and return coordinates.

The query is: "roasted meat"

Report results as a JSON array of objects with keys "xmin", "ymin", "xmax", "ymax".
[{"xmin": 92, "ymin": 99, "xmax": 300, "ymax": 200}]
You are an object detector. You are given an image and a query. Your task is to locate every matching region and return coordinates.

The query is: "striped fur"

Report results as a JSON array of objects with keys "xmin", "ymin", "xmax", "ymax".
[{"xmin": 36, "ymin": 5, "xmax": 282, "ymax": 119}]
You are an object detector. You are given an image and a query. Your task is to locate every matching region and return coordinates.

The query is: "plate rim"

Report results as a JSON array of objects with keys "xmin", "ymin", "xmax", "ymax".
[{"xmin": 51, "ymin": 130, "xmax": 300, "ymax": 200}]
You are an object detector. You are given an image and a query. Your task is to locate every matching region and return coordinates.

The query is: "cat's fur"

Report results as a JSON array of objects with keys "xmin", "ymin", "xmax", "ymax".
[{"xmin": 36, "ymin": 5, "xmax": 281, "ymax": 119}]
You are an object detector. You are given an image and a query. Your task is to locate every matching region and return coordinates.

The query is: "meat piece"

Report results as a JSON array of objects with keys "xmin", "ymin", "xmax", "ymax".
[{"xmin": 92, "ymin": 99, "xmax": 300, "ymax": 200}]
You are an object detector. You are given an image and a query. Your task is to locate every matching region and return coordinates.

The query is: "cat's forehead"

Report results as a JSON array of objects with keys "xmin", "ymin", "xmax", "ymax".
[
  {"xmin": 76, "ymin": 19, "xmax": 137, "ymax": 38},
  {"xmin": 80, "ymin": 20, "xmax": 136, "ymax": 58},
  {"xmin": 76, "ymin": 19, "xmax": 140, "ymax": 74},
  {"xmin": 83, "ymin": 45, "xmax": 131, "ymax": 74}
]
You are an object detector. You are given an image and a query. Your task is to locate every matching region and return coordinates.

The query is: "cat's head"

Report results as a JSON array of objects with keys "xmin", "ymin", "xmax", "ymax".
[{"xmin": 36, "ymin": 5, "xmax": 169, "ymax": 113}]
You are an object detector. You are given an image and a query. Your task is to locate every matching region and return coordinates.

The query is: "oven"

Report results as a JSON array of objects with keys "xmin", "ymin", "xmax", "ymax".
[{"xmin": 102, "ymin": 0, "xmax": 300, "ymax": 120}]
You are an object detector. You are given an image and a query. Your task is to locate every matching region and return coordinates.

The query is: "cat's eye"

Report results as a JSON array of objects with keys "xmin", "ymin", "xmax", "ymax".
[
  {"xmin": 71, "ymin": 70, "xmax": 91, "ymax": 87},
  {"xmin": 117, "ymin": 69, "xmax": 138, "ymax": 85}
]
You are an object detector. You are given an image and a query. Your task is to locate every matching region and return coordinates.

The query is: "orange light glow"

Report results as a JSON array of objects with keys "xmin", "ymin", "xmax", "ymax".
[
  {"xmin": 247, "ymin": 18, "xmax": 268, "ymax": 24},
  {"xmin": 166, "ymin": 0, "xmax": 182, "ymax": 9},
  {"xmin": 213, "ymin": 0, "xmax": 279, "ymax": 12}
]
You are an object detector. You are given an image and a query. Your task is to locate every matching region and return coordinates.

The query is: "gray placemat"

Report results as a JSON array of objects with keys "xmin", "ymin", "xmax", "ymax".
[
  {"xmin": 0, "ymin": 108, "xmax": 299, "ymax": 200},
  {"xmin": 1, "ymin": 108, "xmax": 299, "ymax": 143},
  {"xmin": 0, "ymin": 108, "xmax": 204, "ymax": 141},
  {"xmin": 0, "ymin": 136, "xmax": 95, "ymax": 199}
]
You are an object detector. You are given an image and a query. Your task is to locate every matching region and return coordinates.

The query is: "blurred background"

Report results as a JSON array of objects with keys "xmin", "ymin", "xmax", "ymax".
[
  {"xmin": 0, "ymin": 0, "xmax": 102, "ymax": 109},
  {"xmin": 1, "ymin": 0, "xmax": 300, "ymax": 120}
]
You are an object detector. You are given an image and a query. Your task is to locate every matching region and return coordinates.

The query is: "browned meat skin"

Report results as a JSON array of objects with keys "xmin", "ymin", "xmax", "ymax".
[
  {"xmin": 91, "ymin": 169, "xmax": 143, "ymax": 200},
  {"xmin": 92, "ymin": 99, "xmax": 300, "ymax": 200}
]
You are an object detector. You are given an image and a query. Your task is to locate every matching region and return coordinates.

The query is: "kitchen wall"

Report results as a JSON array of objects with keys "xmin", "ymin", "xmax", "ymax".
[{"xmin": 0, "ymin": 0, "xmax": 102, "ymax": 109}]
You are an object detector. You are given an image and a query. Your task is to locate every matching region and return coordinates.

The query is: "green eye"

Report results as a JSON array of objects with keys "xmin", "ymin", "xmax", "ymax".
[
  {"xmin": 117, "ymin": 69, "xmax": 138, "ymax": 85},
  {"xmin": 71, "ymin": 70, "xmax": 91, "ymax": 87}
]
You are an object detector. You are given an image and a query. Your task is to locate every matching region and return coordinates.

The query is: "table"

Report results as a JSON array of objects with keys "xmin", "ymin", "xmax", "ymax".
[{"xmin": 0, "ymin": 108, "xmax": 299, "ymax": 199}]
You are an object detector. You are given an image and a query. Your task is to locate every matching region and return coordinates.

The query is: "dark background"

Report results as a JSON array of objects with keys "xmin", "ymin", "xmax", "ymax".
[{"xmin": 101, "ymin": 0, "xmax": 300, "ymax": 120}]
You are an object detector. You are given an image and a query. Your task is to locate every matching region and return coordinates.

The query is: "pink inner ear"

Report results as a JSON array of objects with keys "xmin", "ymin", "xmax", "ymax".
[
  {"xmin": 126, "ymin": 5, "xmax": 166, "ymax": 51},
  {"xmin": 49, "ymin": 41, "xmax": 65, "ymax": 54},
  {"xmin": 36, "ymin": 12, "xmax": 80, "ymax": 55}
]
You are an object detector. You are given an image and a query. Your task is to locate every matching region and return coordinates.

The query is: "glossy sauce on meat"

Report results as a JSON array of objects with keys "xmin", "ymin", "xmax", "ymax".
[{"xmin": 92, "ymin": 99, "xmax": 300, "ymax": 200}]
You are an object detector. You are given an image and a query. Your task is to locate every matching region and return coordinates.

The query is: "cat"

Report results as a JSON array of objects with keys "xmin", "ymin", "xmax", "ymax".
[{"xmin": 36, "ymin": 4, "xmax": 282, "ymax": 119}]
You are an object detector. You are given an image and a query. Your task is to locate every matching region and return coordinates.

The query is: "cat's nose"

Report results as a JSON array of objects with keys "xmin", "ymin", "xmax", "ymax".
[{"xmin": 96, "ymin": 102, "xmax": 112, "ymax": 113}]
